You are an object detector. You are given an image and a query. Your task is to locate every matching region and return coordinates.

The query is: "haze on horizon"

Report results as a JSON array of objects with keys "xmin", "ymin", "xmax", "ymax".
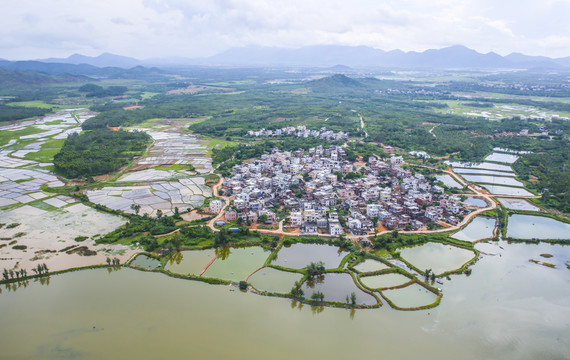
[{"xmin": 1, "ymin": 0, "xmax": 569, "ymax": 61}]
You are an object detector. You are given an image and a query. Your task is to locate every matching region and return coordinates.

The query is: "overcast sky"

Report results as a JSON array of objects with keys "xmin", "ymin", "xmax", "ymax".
[{"xmin": 1, "ymin": 0, "xmax": 569, "ymax": 60}]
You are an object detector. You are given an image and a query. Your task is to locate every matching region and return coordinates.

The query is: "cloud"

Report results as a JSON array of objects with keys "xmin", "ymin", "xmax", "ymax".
[{"xmin": 0, "ymin": 0, "xmax": 568, "ymax": 60}]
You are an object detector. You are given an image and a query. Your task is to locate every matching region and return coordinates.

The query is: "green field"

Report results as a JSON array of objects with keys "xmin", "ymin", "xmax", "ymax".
[{"xmin": 0, "ymin": 126, "xmax": 49, "ymax": 147}]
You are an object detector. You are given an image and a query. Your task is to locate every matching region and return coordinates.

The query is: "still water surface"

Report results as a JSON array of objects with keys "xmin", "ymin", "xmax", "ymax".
[{"xmin": 1, "ymin": 241, "xmax": 569, "ymax": 359}]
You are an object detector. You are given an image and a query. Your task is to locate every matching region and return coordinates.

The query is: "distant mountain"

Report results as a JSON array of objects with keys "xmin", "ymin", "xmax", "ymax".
[
  {"xmin": 0, "ymin": 68, "xmax": 89, "ymax": 89},
  {"xmin": 0, "ymin": 60, "xmax": 165, "ymax": 79},
  {"xmin": 196, "ymin": 45, "xmax": 569, "ymax": 69},
  {"xmin": 38, "ymin": 52, "xmax": 142, "ymax": 69}
]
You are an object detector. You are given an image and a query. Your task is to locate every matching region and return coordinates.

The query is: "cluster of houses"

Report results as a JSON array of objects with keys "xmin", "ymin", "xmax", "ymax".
[
  {"xmin": 246, "ymin": 126, "xmax": 349, "ymax": 142},
  {"xmin": 218, "ymin": 145, "xmax": 470, "ymax": 236}
]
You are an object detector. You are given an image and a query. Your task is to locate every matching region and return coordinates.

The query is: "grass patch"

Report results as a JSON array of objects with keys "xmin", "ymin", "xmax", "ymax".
[
  {"xmin": 6, "ymin": 223, "xmax": 20, "ymax": 229},
  {"xmin": 74, "ymin": 236, "xmax": 89, "ymax": 242},
  {"xmin": 6, "ymin": 101, "xmax": 59, "ymax": 109},
  {"xmin": 0, "ymin": 126, "xmax": 49, "ymax": 147}
]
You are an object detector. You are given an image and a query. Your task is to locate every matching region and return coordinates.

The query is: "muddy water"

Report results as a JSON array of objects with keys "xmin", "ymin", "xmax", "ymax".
[
  {"xmin": 1, "ymin": 240, "xmax": 569, "ymax": 359},
  {"xmin": 399, "ymin": 242, "xmax": 476, "ymax": 275}
]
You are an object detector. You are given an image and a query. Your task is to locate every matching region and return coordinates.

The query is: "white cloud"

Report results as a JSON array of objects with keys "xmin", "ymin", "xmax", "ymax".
[{"xmin": 0, "ymin": 0, "xmax": 568, "ymax": 60}]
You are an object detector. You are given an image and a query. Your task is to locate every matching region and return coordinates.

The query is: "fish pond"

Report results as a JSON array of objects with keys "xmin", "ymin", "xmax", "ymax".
[
  {"xmin": 272, "ymin": 243, "xmax": 348, "ymax": 269},
  {"xmin": 301, "ymin": 272, "xmax": 377, "ymax": 305},
  {"xmin": 202, "ymin": 246, "xmax": 270, "ymax": 281},
  {"xmin": 359, "ymin": 273, "xmax": 411, "ymax": 289},
  {"xmin": 399, "ymin": 242, "xmax": 476, "ymax": 275},
  {"xmin": 452, "ymin": 217, "xmax": 496, "ymax": 242},
  {"xmin": 382, "ymin": 283, "xmax": 438, "ymax": 309},
  {"xmin": 165, "ymin": 249, "xmax": 217, "ymax": 275},
  {"xmin": 506, "ymin": 214, "xmax": 570, "ymax": 240},
  {"xmin": 353, "ymin": 259, "xmax": 390, "ymax": 273},
  {"xmin": 130, "ymin": 254, "xmax": 161, "ymax": 269},
  {"xmin": 248, "ymin": 267, "xmax": 303, "ymax": 293}
]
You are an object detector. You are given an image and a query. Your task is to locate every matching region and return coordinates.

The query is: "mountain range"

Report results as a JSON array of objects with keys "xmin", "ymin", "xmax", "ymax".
[{"xmin": 2, "ymin": 45, "xmax": 569, "ymax": 72}]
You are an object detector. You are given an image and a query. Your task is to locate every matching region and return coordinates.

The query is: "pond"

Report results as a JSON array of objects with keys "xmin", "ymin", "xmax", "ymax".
[
  {"xmin": 506, "ymin": 214, "xmax": 570, "ymax": 240},
  {"xmin": 435, "ymin": 174, "xmax": 462, "ymax": 188},
  {"xmin": 130, "ymin": 254, "xmax": 162, "ymax": 269},
  {"xmin": 447, "ymin": 161, "xmax": 513, "ymax": 172},
  {"xmin": 452, "ymin": 217, "xmax": 496, "ymax": 242},
  {"xmin": 454, "ymin": 168, "xmax": 515, "ymax": 176},
  {"xmin": 272, "ymin": 243, "xmax": 348, "ymax": 269},
  {"xmin": 353, "ymin": 259, "xmax": 390, "ymax": 273},
  {"xmin": 479, "ymin": 184, "xmax": 534, "ymax": 197},
  {"xmin": 359, "ymin": 273, "xmax": 411, "ymax": 289},
  {"xmin": 165, "ymin": 249, "xmax": 217, "ymax": 275},
  {"xmin": 498, "ymin": 198, "xmax": 540, "ymax": 211},
  {"xmin": 1, "ymin": 239, "xmax": 569, "ymax": 359},
  {"xmin": 462, "ymin": 174, "xmax": 524, "ymax": 187},
  {"xmin": 399, "ymin": 242, "xmax": 476, "ymax": 275},
  {"xmin": 301, "ymin": 272, "xmax": 377, "ymax": 305},
  {"xmin": 484, "ymin": 152, "xmax": 519, "ymax": 164},
  {"xmin": 463, "ymin": 197, "xmax": 487, "ymax": 207},
  {"xmin": 248, "ymin": 267, "xmax": 303, "ymax": 293},
  {"xmin": 202, "ymin": 246, "xmax": 270, "ymax": 282},
  {"xmin": 382, "ymin": 284, "xmax": 438, "ymax": 309}
]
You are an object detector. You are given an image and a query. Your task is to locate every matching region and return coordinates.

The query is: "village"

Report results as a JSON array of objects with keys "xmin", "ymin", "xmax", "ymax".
[{"xmin": 215, "ymin": 144, "xmax": 471, "ymax": 237}]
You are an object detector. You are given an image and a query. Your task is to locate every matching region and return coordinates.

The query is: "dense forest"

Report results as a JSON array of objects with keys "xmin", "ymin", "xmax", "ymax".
[
  {"xmin": 54, "ymin": 129, "xmax": 151, "ymax": 178},
  {"xmin": 0, "ymin": 104, "xmax": 51, "ymax": 122}
]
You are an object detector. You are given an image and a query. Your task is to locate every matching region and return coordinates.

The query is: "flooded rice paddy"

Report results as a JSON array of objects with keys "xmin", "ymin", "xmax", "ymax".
[
  {"xmin": 435, "ymin": 174, "xmax": 462, "ymax": 188},
  {"xmin": 479, "ymin": 184, "xmax": 534, "ymax": 196},
  {"xmin": 484, "ymin": 152, "xmax": 519, "ymax": 164},
  {"xmin": 498, "ymin": 198, "xmax": 540, "ymax": 211},
  {"xmin": 462, "ymin": 174, "xmax": 524, "ymax": 187}
]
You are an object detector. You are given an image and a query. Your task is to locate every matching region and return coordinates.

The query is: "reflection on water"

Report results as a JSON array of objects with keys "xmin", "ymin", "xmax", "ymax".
[
  {"xmin": 0, "ymin": 240, "xmax": 569, "ymax": 360},
  {"xmin": 248, "ymin": 267, "xmax": 303, "ymax": 293},
  {"xmin": 301, "ymin": 272, "xmax": 377, "ymax": 305},
  {"xmin": 272, "ymin": 243, "xmax": 348, "ymax": 269}
]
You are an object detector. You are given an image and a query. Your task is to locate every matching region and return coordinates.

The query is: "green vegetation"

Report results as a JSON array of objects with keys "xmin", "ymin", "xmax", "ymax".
[{"xmin": 53, "ymin": 129, "xmax": 151, "ymax": 178}]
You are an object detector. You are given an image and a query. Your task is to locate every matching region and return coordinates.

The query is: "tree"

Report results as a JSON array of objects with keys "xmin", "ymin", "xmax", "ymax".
[
  {"xmin": 311, "ymin": 291, "xmax": 325, "ymax": 303},
  {"xmin": 350, "ymin": 292, "xmax": 357, "ymax": 305},
  {"xmin": 106, "ymin": 257, "xmax": 111, "ymax": 266},
  {"xmin": 258, "ymin": 214, "xmax": 268, "ymax": 223},
  {"xmin": 239, "ymin": 281, "xmax": 248, "ymax": 290},
  {"xmin": 173, "ymin": 207, "xmax": 181, "ymax": 219},
  {"xmin": 131, "ymin": 203, "xmax": 141, "ymax": 215},
  {"xmin": 156, "ymin": 209, "xmax": 163, "ymax": 219},
  {"xmin": 306, "ymin": 261, "xmax": 325, "ymax": 277}
]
